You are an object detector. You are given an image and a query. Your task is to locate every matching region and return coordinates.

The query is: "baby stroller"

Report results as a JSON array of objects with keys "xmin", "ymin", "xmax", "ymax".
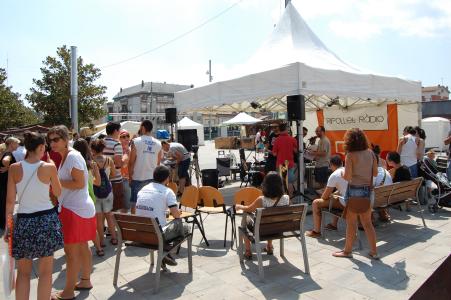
[{"xmin": 418, "ymin": 158, "xmax": 451, "ymax": 213}]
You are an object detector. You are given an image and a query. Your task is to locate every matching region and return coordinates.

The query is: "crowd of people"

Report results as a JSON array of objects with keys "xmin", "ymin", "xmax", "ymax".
[
  {"xmin": 0, "ymin": 119, "xmax": 449, "ymax": 299},
  {"xmin": 0, "ymin": 120, "xmax": 192, "ymax": 299}
]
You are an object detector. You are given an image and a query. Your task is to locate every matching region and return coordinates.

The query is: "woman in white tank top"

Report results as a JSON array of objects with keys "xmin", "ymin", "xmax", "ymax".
[
  {"xmin": 4, "ymin": 131, "xmax": 63, "ymax": 300},
  {"xmin": 236, "ymin": 172, "xmax": 289, "ymax": 259}
]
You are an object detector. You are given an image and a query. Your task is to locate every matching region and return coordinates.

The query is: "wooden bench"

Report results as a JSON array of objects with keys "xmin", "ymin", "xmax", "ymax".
[
  {"xmin": 321, "ymin": 178, "xmax": 426, "ymax": 241},
  {"xmin": 238, "ymin": 204, "xmax": 310, "ymax": 281},
  {"xmin": 112, "ymin": 213, "xmax": 193, "ymax": 294}
]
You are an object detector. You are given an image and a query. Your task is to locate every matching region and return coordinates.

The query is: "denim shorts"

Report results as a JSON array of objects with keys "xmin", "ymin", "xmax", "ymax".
[
  {"xmin": 130, "ymin": 179, "xmax": 152, "ymax": 203},
  {"xmin": 344, "ymin": 185, "xmax": 373, "ymax": 206}
]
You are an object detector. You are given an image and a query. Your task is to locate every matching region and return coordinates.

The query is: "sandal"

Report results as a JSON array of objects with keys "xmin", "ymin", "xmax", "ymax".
[
  {"xmin": 262, "ymin": 246, "xmax": 274, "ymax": 255},
  {"xmin": 51, "ymin": 292, "xmax": 75, "ymax": 300},
  {"xmin": 96, "ymin": 249, "xmax": 105, "ymax": 257},
  {"xmin": 75, "ymin": 278, "xmax": 93, "ymax": 291},
  {"xmin": 110, "ymin": 238, "xmax": 118, "ymax": 245},
  {"xmin": 305, "ymin": 230, "xmax": 321, "ymax": 238},
  {"xmin": 332, "ymin": 250, "xmax": 353, "ymax": 258},
  {"xmin": 369, "ymin": 252, "xmax": 380, "ymax": 260},
  {"xmin": 244, "ymin": 251, "xmax": 253, "ymax": 260},
  {"xmin": 325, "ymin": 223, "xmax": 338, "ymax": 231}
]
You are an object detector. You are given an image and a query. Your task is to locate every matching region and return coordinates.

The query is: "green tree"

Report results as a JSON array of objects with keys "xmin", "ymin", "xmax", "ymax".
[
  {"xmin": 0, "ymin": 68, "xmax": 39, "ymax": 131},
  {"xmin": 27, "ymin": 45, "xmax": 107, "ymax": 128}
]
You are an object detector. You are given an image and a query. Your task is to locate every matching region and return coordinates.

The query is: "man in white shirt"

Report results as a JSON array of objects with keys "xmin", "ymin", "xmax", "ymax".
[
  {"xmin": 305, "ymin": 155, "xmax": 346, "ymax": 238},
  {"xmin": 12, "ymin": 139, "xmax": 26, "ymax": 162},
  {"xmin": 129, "ymin": 120, "xmax": 162, "ymax": 214},
  {"xmin": 136, "ymin": 166, "xmax": 188, "ymax": 266}
]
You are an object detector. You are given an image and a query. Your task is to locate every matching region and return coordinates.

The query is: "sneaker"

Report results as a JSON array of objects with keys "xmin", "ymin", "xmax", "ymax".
[{"xmin": 163, "ymin": 256, "xmax": 178, "ymax": 266}]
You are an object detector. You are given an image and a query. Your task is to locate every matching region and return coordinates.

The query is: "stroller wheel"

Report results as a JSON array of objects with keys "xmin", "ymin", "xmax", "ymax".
[{"xmin": 428, "ymin": 204, "xmax": 438, "ymax": 213}]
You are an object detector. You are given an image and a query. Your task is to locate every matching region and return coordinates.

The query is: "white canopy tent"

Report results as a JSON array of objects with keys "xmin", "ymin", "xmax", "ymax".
[
  {"xmin": 177, "ymin": 117, "xmax": 205, "ymax": 146},
  {"xmin": 221, "ymin": 112, "xmax": 262, "ymax": 126},
  {"xmin": 421, "ymin": 117, "xmax": 450, "ymax": 151},
  {"xmin": 92, "ymin": 121, "xmax": 141, "ymax": 139},
  {"xmin": 174, "ymin": 2, "xmax": 421, "ymax": 113}
]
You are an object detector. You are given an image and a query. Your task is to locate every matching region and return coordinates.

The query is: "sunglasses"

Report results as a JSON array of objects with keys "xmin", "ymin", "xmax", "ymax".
[
  {"xmin": 48, "ymin": 136, "xmax": 62, "ymax": 143},
  {"xmin": 120, "ymin": 135, "xmax": 130, "ymax": 139}
]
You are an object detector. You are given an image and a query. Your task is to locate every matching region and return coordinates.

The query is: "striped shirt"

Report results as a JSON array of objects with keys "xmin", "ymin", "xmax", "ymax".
[{"xmin": 103, "ymin": 137, "xmax": 123, "ymax": 182}]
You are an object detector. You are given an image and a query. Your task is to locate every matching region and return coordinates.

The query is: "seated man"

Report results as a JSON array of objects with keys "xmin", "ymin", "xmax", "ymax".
[
  {"xmin": 386, "ymin": 151, "xmax": 412, "ymax": 182},
  {"xmin": 136, "ymin": 165, "xmax": 189, "ymax": 267},
  {"xmin": 305, "ymin": 155, "xmax": 347, "ymax": 238},
  {"xmin": 161, "ymin": 141, "xmax": 191, "ymax": 195}
]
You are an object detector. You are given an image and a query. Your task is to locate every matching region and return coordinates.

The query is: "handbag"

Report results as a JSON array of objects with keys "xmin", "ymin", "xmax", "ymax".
[{"xmin": 342, "ymin": 153, "xmax": 374, "ymax": 217}]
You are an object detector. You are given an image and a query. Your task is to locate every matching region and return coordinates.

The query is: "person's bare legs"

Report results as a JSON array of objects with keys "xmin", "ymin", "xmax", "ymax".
[
  {"xmin": 76, "ymin": 242, "xmax": 93, "ymax": 289},
  {"xmin": 178, "ymin": 177, "xmax": 186, "ymax": 195},
  {"xmin": 37, "ymin": 256, "xmax": 54, "ymax": 300},
  {"xmin": 96, "ymin": 213, "xmax": 105, "ymax": 246},
  {"xmin": 343, "ymin": 210, "xmax": 358, "ymax": 253},
  {"xmin": 360, "ymin": 210, "xmax": 378, "ymax": 255},
  {"xmin": 57, "ymin": 243, "xmax": 80, "ymax": 299},
  {"xmin": 16, "ymin": 259, "xmax": 32, "ymax": 300},
  {"xmin": 244, "ymin": 237, "xmax": 252, "ymax": 256},
  {"xmin": 105, "ymin": 212, "xmax": 117, "ymax": 241}
]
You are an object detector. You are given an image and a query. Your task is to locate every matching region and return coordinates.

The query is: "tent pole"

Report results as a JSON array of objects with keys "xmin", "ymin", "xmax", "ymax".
[{"xmin": 296, "ymin": 120, "xmax": 305, "ymax": 203}]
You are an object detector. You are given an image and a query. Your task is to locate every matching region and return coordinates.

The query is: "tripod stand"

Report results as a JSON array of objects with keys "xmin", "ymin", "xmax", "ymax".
[{"xmin": 189, "ymin": 151, "xmax": 202, "ymax": 187}]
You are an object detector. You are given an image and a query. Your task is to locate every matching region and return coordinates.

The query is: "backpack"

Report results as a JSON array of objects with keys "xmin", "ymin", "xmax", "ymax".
[{"xmin": 93, "ymin": 157, "xmax": 112, "ymax": 198}]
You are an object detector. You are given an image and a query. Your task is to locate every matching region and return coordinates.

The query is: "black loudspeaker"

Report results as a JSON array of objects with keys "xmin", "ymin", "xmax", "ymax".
[
  {"xmin": 201, "ymin": 169, "xmax": 219, "ymax": 188},
  {"xmin": 165, "ymin": 108, "xmax": 177, "ymax": 124},
  {"xmin": 287, "ymin": 95, "xmax": 305, "ymax": 120},
  {"xmin": 177, "ymin": 129, "xmax": 198, "ymax": 152}
]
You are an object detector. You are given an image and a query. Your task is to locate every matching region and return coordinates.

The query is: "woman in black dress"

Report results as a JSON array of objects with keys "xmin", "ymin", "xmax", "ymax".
[{"xmin": 0, "ymin": 137, "xmax": 20, "ymax": 230}]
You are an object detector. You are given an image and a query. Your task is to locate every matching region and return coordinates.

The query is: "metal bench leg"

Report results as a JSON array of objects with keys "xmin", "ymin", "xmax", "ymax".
[
  {"xmin": 188, "ymin": 235, "xmax": 193, "ymax": 274},
  {"xmin": 150, "ymin": 250, "xmax": 155, "ymax": 265},
  {"xmin": 238, "ymin": 229, "xmax": 244, "ymax": 262},
  {"xmin": 300, "ymin": 235, "xmax": 310, "ymax": 274},
  {"xmin": 321, "ymin": 211, "xmax": 326, "ymax": 238},
  {"xmin": 280, "ymin": 238, "xmax": 285, "ymax": 257},
  {"xmin": 256, "ymin": 243, "xmax": 264, "ymax": 281},
  {"xmin": 113, "ymin": 244, "xmax": 122, "ymax": 286},
  {"xmin": 154, "ymin": 253, "xmax": 163, "ymax": 294},
  {"xmin": 417, "ymin": 200, "xmax": 427, "ymax": 228},
  {"xmin": 224, "ymin": 214, "xmax": 229, "ymax": 248}
]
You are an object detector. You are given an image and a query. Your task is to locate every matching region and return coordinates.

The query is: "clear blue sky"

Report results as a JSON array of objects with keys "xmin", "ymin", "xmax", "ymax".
[{"xmin": 1, "ymin": 0, "xmax": 450, "ymax": 101}]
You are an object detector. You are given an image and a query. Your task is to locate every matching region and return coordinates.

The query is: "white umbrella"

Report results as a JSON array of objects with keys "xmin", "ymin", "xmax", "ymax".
[{"xmin": 221, "ymin": 112, "xmax": 262, "ymax": 126}]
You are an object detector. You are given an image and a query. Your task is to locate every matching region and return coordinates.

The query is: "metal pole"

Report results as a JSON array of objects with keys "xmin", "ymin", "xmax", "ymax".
[
  {"xmin": 70, "ymin": 46, "xmax": 78, "ymax": 133},
  {"xmin": 285, "ymin": 0, "xmax": 291, "ymax": 8},
  {"xmin": 297, "ymin": 120, "xmax": 305, "ymax": 202},
  {"xmin": 208, "ymin": 59, "xmax": 212, "ymax": 141}
]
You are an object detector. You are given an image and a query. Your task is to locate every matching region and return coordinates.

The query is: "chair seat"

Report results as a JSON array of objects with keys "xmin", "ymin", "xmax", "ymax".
[{"xmin": 198, "ymin": 206, "xmax": 224, "ymax": 214}]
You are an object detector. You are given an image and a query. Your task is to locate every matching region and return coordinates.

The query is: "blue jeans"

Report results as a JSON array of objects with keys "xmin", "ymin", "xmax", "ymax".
[
  {"xmin": 130, "ymin": 179, "xmax": 152, "ymax": 203},
  {"xmin": 344, "ymin": 185, "xmax": 372, "ymax": 206},
  {"xmin": 122, "ymin": 179, "xmax": 131, "ymax": 210},
  {"xmin": 408, "ymin": 164, "xmax": 418, "ymax": 178}
]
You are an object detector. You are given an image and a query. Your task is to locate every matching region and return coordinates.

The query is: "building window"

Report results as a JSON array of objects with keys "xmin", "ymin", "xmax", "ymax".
[{"xmin": 141, "ymin": 101, "xmax": 147, "ymax": 113}]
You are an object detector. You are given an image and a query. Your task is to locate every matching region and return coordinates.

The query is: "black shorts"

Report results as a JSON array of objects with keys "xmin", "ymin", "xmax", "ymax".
[{"xmin": 178, "ymin": 158, "xmax": 191, "ymax": 179}]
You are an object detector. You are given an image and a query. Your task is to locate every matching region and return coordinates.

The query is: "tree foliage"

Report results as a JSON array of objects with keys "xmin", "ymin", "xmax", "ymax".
[
  {"xmin": 0, "ymin": 68, "xmax": 39, "ymax": 131},
  {"xmin": 27, "ymin": 45, "xmax": 107, "ymax": 128}
]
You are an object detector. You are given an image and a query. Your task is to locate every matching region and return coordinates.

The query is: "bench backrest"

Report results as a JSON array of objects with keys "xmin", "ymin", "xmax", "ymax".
[
  {"xmin": 113, "ymin": 213, "xmax": 162, "ymax": 246},
  {"xmin": 373, "ymin": 184, "xmax": 395, "ymax": 208},
  {"xmin": 388, "ymin": 177, "xmax": 423, "ymax": 205},
  {"xmin": 254, "ymin": 204, "xmax": 307, "ymax": 238}
]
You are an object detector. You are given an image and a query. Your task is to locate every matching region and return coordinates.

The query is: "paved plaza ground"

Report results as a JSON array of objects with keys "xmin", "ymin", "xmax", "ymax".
[{"xmin": 1, "ymin": 141, "xmax": 450, "ymax": 299}]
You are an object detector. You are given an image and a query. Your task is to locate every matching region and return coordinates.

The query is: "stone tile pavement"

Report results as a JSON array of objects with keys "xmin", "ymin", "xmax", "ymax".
[{"xmin": 1, "ymin": 141, "xmax": 450, "ymax": 299}]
